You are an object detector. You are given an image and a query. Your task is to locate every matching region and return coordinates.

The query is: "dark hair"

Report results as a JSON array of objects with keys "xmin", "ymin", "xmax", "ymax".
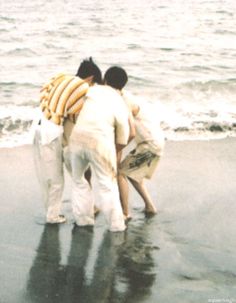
[
  {"xmin": 104, "ymin": 66, "xmax": 128, "ymax": 90},
  {"xmin": 76, "ymin": 57, "xmax": 102, "ymax": 84}
]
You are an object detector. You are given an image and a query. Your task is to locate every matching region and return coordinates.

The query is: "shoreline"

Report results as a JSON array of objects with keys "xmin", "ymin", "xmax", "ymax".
[{"xmin": 1, "ymin": 132, "xmax": 236, "ymax": 149}]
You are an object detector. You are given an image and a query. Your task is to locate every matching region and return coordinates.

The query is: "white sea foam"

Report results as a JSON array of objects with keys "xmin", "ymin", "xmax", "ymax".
[{"xmin": 0, "ymin": 0, "xmax": 236, "ymax": 147}]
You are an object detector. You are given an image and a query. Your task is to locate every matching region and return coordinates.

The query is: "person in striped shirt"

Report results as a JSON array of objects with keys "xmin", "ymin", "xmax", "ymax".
[{"xmin": 33, "ymin": 58, "xmax": 102, "ymax": 224}]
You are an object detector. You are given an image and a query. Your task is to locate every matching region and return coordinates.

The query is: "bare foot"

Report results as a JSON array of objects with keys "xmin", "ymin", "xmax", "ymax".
[
  {"xmin": 144, "ymin": 205, "xmax": 157, "ymax": 215},
  {"xmin": 124, "ymin": 214, "xmax": 132, "ymax": 222}
]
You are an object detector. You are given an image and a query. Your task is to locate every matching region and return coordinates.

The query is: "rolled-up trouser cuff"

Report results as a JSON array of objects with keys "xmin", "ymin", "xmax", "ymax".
[
  {"xmin": 75, "ymin": 216, "xmax": 95, "ymax": 226},
  {"xmin": 108, "ymin": 210, "xmax": 126, "ymax": 232}
]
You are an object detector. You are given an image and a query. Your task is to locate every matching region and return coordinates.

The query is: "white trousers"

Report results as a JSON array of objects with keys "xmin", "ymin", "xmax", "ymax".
[
  {"xmin": 33, "ymin": 130, "xmax": 64, "ymax": 220},
  {"xmin": 70, "ymin": 147, "xmax": 126, "ymax": 232}
]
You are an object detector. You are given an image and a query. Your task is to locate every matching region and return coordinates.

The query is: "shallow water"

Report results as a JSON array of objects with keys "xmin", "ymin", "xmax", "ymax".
[{"xmin": 1, "ymin": 0, "xmax": 236, "ymax": 145}]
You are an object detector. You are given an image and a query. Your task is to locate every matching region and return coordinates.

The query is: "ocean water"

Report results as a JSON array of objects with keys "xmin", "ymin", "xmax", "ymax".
[{"xmin": 1, "ymin": 0, "xmax": 236, "ymax": 146}]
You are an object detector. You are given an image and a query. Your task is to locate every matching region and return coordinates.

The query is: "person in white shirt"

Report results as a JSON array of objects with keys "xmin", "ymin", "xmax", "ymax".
[
  {"xmin": 68, "ymin": 67, "xmax": 130, "ymax": 232},
  {"xmin": 33, "ymin": 58, "xmax": 102, "ymax": 224},
  {"xmin": 116, "ymin": 91, "xmax": 165, "ymax": 220}
]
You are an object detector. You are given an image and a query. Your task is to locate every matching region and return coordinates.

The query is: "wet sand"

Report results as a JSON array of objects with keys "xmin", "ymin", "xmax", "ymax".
[{"xmin": 0, "ymin": 138, "xmax": 236, "ymax": 303}]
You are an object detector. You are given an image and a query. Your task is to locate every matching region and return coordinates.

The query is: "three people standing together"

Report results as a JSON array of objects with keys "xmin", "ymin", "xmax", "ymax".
[{"xmin": 33, "ymin": 58, "xmax": 165, "ymax": 232}]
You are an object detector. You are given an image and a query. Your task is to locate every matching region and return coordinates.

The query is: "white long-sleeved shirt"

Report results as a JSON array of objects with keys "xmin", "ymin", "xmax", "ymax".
[
  {"xmin": 122, "ymin": 90, "xmax": 165, "ymax": 156},
  {"xmin": 70, "ymin": 85, "xmax": 130, "ymax": 172},
  {"xmin": 71, "ymin": 85, "xmax": 130, "ymax": 146}
]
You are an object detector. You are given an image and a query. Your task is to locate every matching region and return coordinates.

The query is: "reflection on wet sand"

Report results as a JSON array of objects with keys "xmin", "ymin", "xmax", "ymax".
[
  {"xmin": 26, "ymin": 225, "xmax": 66, "ymax": 302},
  {"xmin": 117, "ymin": 218, "xmax": 157, "ymax": 303},
  {"xmin": 64, "ymin": 225, "xmax": 94, "ymax": 302},
  {"xmin": 26, "ymin": 217, "xmax": 158, "ymax": 303}
]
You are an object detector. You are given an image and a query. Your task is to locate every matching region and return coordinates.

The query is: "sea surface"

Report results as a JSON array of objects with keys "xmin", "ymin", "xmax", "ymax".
[{"xmin": 1, "ymin": 0, "xmax": 236, "ymax": 147}]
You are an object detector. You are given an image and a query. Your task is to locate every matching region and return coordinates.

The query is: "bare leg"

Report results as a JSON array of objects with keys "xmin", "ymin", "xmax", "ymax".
[
  {"xmin": 128, "ymin": 178, "xmax": 157, "ymax": 214},
  {"xmin": 117, "ymin": 173, "xmax": 130, "ymax": 219}
]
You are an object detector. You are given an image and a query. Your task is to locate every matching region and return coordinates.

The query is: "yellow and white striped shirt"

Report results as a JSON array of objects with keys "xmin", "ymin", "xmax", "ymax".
[{"xmin": 40, "ymin": 73, "xmax": 89, "ymax": 125}]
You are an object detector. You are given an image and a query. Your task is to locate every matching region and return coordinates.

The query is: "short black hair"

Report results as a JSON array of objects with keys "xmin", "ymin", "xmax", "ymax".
[
  {"xmin": 76, "ymin": 57, "xmax": 102, "ymax": 84},
  {"xmin": 104, "ymin": 66, "xmax": 128, "ymax": 90}
]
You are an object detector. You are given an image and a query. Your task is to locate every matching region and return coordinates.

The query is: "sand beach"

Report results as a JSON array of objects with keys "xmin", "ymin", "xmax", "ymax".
[{"xmin": 0, "ymin": 138, "xmax": 236, "ymax": 303}]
